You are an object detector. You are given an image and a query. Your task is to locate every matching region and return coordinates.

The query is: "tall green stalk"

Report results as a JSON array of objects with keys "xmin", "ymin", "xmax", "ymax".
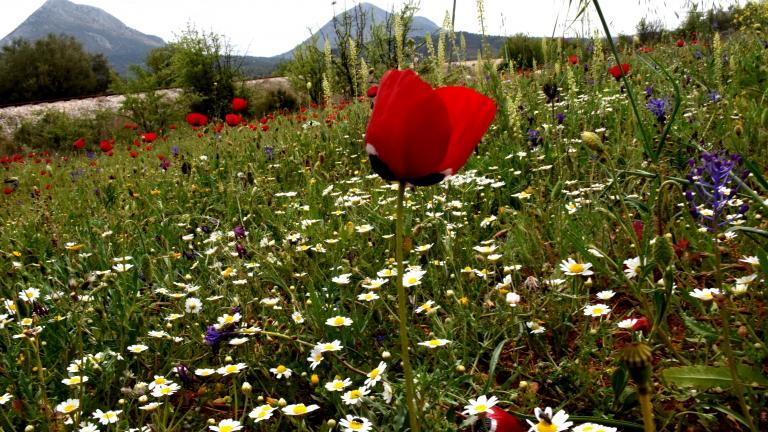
[
  {"xmin": 591, "ymin": 0, "xmax": 654, "ymax": 161},
  {"xmin": 396, "ymin": 181, "xmax": 420, "ymax": 432}
]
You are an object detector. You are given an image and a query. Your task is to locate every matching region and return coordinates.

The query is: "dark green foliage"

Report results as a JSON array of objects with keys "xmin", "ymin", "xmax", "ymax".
[
  {"xmin": 500, "ymin": 34, "xmax": 544, "ymax": 69},
  {"xmin": 0, "ymin": 34, "xmax": 112, "ymax": 104},
  {"xmin": 13, "ymin": 109, "xmax": 124, "ymax": 152},
  {"xmin": 636, "ymin": 18, "xmax": 664, "ymax": 45}
]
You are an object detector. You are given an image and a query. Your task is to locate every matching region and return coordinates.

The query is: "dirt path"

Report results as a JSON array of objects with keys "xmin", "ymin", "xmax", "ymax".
[{"xmin": 0, "ymin": 77, "xmax": 290, "ymax": 137}]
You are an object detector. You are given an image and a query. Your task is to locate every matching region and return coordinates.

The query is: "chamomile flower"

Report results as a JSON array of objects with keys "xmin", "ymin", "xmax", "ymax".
[
  {"xmin": 596, "ymin": 290, "xmax": 615, "ymax": 300},
  {"xmin": 617, "ymin": 318, "xmax": 639, "ymax": 329},
  {"xmin": 270, "ymin": 365, "xmax": 292, "ymax": 379},
  {"xmin": 315, "ymin": 340, "xmax": 343, "ymax": 352},
  {"xmin": 690, "ymin": 287, "xmax": 720, "ymax": 301},
  {"xmin": 462, "ymin": 394, "xmax": 499, "ymax": 415},
  {"xmin": 147, "ymin": 375, "xmax": 170, "ymax": 390},
  {"xmin": 249, "ymin": 404, "xmax": 276, "ymax": 422},
  {"xmin": 402, "ymin": 269, "xmax": 427, "ymax": 287},
  {"xmin": 418, "ymin": 338, "xmax": 451, "ymax": 348},
  {"xmin": 195, "ymin": 368, "xmax": 216, "ymax": 377},
  {"xmin": 325, "ymin": 377, "xmax": 352, "ymax": 392},
  {"xmin": 215, "ymin": 313, "xmax": 242, "ymax": 329},
  {"xmin": 55, "ymin": 398, "xmax": 80, "ymax": 414},
  {"xmin": 505, "ymin": 292, "xmax": 521, "ymax": 306},
  {"xmin": 326, "ymin": 316, "xmax": 353, "ymax": 327},
  {"xmin": 339, "ymin": 415, "xmax": 374, "ymax": 432},
  {"xmin": 623, "ymin": 257, "xmax": 643, "ymax": 279},
  {"xmin": 151, "ymin": 383, "xmax": 180, "ymax": 398},
  {"xmin": 415, "ymin": 300, "xmax": 440, "ymax": 314},
  {"xmin": 62, "ymin": 376, "xmax": 89, "ymax": 386},
  {"xmin": 0, "ymin": 393, "xmax": 10, "ymax": 404},
  {"xmin": 19, "ymin": 287, "xmax": 40, "ymax": 302},
  {"xmin": 185, "ymin": 297, "xmax": 202, "ymax": 313},
  {"xmin": 583, "ymin": 303, "xmax": 611, "ymax": 317},
  {"xmin": 112, "ymin": 263, "xmax": 134, "ymax": 273},
  {"xmin": 209, "ymin": 418, "xmax": 243, "ymax": 432},
  {"xmin": 307, "ymin": 349, "xmax": 324, "ymax": 369},
  {"xmin": 526, "ymin": 321, "xmax": 546, "ymax": 334},
  {"xmin": 282, "ymin": 403, "xmax": 320, "ymax": 416},
  {"xmin": 364, "ymin": 361, "xmax": 387, "ymax": 386},
  {"xmin": 357, "ymin": 291, "xmax": 379, "ymax": 301},
  {"xmin": 217, "ymin": 363, "xmax": 247, "ymax": 376},
  {"xmin": 291, "ymin": 311, "xmax": 305, "ymax": 323},
  {"xmin": 332, "ymin": 273, "xmax": 352, "ymax": 285},
  {"xmin": 362, "ymin": 278, "xmax": 388, "ymax": 289},
  {"xmin": 127, "ymin": 344, "xmax": 148, "ymax": 353},
  {"xmin": 573, "ymin": 422, "xmax": 617, "ymax": 432},
  {"xmin": 93, "ymin": 409, "xmax": 122, "ymax": 425},
  {"xmin": 341, "ymin": 387, "xmax": 370, "ymax": 405},
  {"xmin": 526, "ymin": 407, "xmax": 573, "ymax": 432},
  {"xmin": 560, "ymin": 258, "xmax": 593, "ymax": 276}
]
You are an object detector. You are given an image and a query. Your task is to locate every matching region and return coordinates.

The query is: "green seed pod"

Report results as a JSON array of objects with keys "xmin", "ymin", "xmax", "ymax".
[{"xmin": 653, "ymin": 234, "xmax": 674, "ymax": 269}]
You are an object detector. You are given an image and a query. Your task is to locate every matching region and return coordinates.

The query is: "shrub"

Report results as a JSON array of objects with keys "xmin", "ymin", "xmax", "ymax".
[
  {"xmin": 0, "ymin": 34, "xmax": 112, "ymax": 104},
  {"xmin": 500, "ymin": 34, "xmax": 544, "ymax": 69},
  {"xmin": 13, "ymin": 109, "xmax": 125, "ymax": 152}
]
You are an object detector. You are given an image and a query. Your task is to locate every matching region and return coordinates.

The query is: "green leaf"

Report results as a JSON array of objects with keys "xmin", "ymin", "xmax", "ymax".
[
  {"xmin": 758, "ymin": 248, "xmax": 768, "ymax": 280},
  {"xmin": 681, "ymin": 312, "xmax": 719, "ymax": 341},
  {"xmin": 744, "ymin": 159, "xmax": 768, "ymax": 192},
  {"xmin": 662, "ymin": 365, "xmax": 768, "ymax": 389},
  {"xmin": 611, "ymin": 366, "xmax": 628, "ymax": 405},
  {"xmin": 482, "ymin": 338, "xmax": 507, "ymax": 395}
]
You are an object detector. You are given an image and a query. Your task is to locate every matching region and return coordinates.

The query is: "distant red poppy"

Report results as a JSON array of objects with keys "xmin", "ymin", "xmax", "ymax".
[
  {"xmin": 73, "ymin": 137, "xmax": 85, "ymax": 150},
  {"xmin": 367, "ymin": 85, "xmax": 378, "ymax": 98},
  {"xmin": 225, "ymin": 114, "xmax": 243, "ymax": 126},
  {"xmin": 100, "ymin": 140, "xmax": 113, "ymax": 152},
  {"xmin": 639, "ymin": 47, "xmax": 653, "ymax": 53},
  {"xmin": 130, "ymin": 151, "xmax": 139, "ymax": 158},
  {"xmin": 186, "ymin": 112, "xmax": 209, "ymax": 127},
  {"xmin": 609, "ymin": 63, "xmax": 630, "ymax": 80},
  {"xmin": 568, "ymin": 54, "xmax": 579, "ymax": 65},
  {"xmin": 142, "ymin": 133, "xmax": 157, "ymax": 143},
  {"xmin": 261, "ymin": 124, "xmax": 269, "ymax": 132},
  {"xmin": 2, "ymin": 187, "xmax": 12, "ymax": 195},
  {"xmin": 232, "ymin": 97, "xmax": 248, "ymax": 112},
  {"xmin": 364, "ymin": 69, "xmax": 496, "ymax": 186},
  {"xmin": 676, "ymin": 40, "xmax": 685, "ymax": 47}
]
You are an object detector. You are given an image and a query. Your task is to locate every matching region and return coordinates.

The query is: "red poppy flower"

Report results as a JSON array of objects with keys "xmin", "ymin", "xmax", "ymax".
[
  {"xmin": 142, "ymin": 132, "xmax": 157, "ymax": 143},
  {"xmin": 232, "ymin": 97, "xmax": 248, "ymax": 112},
  {"xmin": 609, "ymin": 63, "xmax": 630, "ymax": 80},
  {"xmin": 632, "ymin": 316, "xmax": 652, "ymax": 334},
  {"xmin": 367, "ymin": 85, "xmax": 378, "ymax": 98},
  {"xmin": 364, "ymin": 69, "xmax": 496, "ymax": 186},
  {"xmin": 130, "ymin": 151, "xmax": 139, "ymax": 158},
  {"xmin": 676, "ymin": 40, "xmax": 685, "ymax": 47},
  {"xmin": 186, "ymin": 112, "xmax": 209, "ymax": 127},
  {"xmin": 568, "ymin": 54, "xmax": 579, "ymax": 65},
  {"xmin": 73, "ymin": 137, "xmax": 85, "ymax": 150},
  {"xmin": 99, "ymin": 140, "xmax": 113, "ymax": 152},
  {"xmin": 2, "ymin": 187, "xmax": 12, "ymax": 195},
  {"xmin": 639, "ymin": 47, "xmax": 653, "ymax": 53},
  {"xmin": 225, "ymin": 114, "xmax": 243, "ymax": 126},
  {"xmin": 484, "ymin": 407, "xmax": 526, "ymax": 432}
]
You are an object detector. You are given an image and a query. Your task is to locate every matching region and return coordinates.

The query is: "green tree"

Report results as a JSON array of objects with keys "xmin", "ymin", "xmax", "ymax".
[{"xmin": 0, "ymin": 34, "xmax": 112, "ymax": 104}]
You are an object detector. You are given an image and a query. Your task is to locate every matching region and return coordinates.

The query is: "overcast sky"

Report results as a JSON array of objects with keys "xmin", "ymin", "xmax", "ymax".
[{"xmin": 0, "ymin": 0, "xmax": 741, "ymax": 57}]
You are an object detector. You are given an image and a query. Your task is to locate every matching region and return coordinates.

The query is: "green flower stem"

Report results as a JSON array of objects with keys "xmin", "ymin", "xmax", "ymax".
[
  {"xmin": 591, "ymin": 0, "xmax": 653, "ymax": 161},
  {"xmin": 714, "ymin": 247, "xmax": 757, "ymax": 432},
  {"xmin": 396, "ymin": 181, "xmax": 420, "ymax": 432}
]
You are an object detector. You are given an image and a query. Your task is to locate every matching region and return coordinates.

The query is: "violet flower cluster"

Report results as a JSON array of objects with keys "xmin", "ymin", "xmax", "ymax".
[
  {"xmin": 685, "ymin": 150, "xmax": 750, "ymax": 231},
  {"xmin": 646, "ymin": 96, "xmax": 670, "ymax": 123}
]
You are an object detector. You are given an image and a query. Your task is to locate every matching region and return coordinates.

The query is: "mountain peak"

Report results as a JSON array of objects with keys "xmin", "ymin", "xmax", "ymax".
[{"xmin": 0, "ymin": 0, "xmax": 164, "ymax": 75}]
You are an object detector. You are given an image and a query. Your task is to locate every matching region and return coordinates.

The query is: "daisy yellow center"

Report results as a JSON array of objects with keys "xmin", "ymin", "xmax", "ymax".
[
  {"xmin": 276, "ymin": 365, "xmax": 287, "ymax": 373},
  {"xmin": 223, "ymin": 315, "xmax": 234, "ymax": 323},
  {"xmin": 333, "ymin": 317, "xmax": 345, "ymax": 325},
  {"xmin": 104, "ymin": 412, "xmax": 116, "ymax": 420},
  {"xmin": 349, "ymin": 421, "xmax": 364, "ymax": 430},
  {"xmin": 154, "ymin": 378, "xmax": 167, "ymax": 385},
  {"xmin": 219, "ymin": 426, "xmax": 234, "ymax": 432},
  {"xmin": 25, "ymin": 291, "xmax": 35, "ymax": 299},
  {"xmin": 63, "ymin": 403, "xmax": 77, "ymax": 412},
  {"xmin": 323, "ymin": 344, "xmax": 334, "ymax": 350},
  {"xmin": 593, "ymin": 307, "xmax": 605, "ymax": 315},
  {"xmin": 293, "ymin": 404, "xmax": 307, "ymax": 414},
  {"xmin": 160, "ymin": 387, "xmax": 172, "ymax": 395},
  {"xmin": 568, "ymin": 263, "xmax": 585, "ymax": 273},
  {"xmin": 369, "ymin": 369, "xmax": 379, "ymax": 379},
  {"xmin": 407, "ymin": 277, "xmax": 418, "ymax": 284},
  {"xmin": 421, "ymin": 304, "xmax": 431, "ymax": 312},
  {"xmin": 350, "ymin": 390, "xmax": 362, "ymax": 399},
  {"xmin": 429, "ymin": 340, "xmax": 440, "ymax": 346},
  {"xmin": 333, "ymin": 381, "xmax": 345, "ymax": 389},
  {"xmin": 701, "ymin": 293, "xmax": 713, "ymax": 300},
  {"xmin": 225, "ymin": 365, "xmax": 238, "ymax": 373},
  {"xmin": 537, "ymin": 421, "xmax": 558, "ymax": 432},
  {"xmin": 256, "ymin": 410, "xmax": 268, "ymax": 418},
  {"xmin": 69, "ymin": 377, "xmax": 81, "ymax": 384},
  {"xmin": 475, "ymin": 403, "xmax": 487, "ymax": 412}
]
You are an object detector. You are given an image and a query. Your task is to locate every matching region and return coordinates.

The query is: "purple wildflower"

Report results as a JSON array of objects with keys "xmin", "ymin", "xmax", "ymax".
[
  {"xmin": 644, "ymin": 86, "xmax": 654, "ymax": 97},
  {"xmin": 171, "ymin": 146, "xmax": 180, "ymax": 157},
  {"xmin": 708, "ymin": 90, "xmax": 721, "ymax": 103},
  {"xmin": 233, "ymin": 226, "xmax": 246, "ymax": 239},
  {"xmin": 264, "ymin": 146, "xmax": 274, "ymax": 160},
  {"xmin": 204, "ymin": 325, "xmax": 236, "ymax": 354},
  {"xmin": 685, "ymin": 150, "xmax": 750, "ymax": 231},
  {"xmin": 646, "ymin": 97, "xmax": 670, "ymax": 123}
]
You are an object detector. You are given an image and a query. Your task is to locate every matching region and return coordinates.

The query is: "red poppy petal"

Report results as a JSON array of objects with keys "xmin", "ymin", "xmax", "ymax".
[
  {"xmin": 434, "ymin": 86, "xmax": 496, "ymax": 175},
  {"xmin": 365, "ymin": 70, "xmax": 451, "ymax": 180}
]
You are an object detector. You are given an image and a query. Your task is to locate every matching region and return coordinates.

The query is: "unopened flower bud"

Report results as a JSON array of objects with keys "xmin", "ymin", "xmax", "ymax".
[
  {"xmin": 327, "ymin": 419, "xmax": 337, "ymax": 427},
  {"xmin": 242, "ymin": 382, "xmax": 252, "ymax": 395},
  {"xmin": 455, "ymin": 364, "xmax": 465, "ymax": 373},
  {"xmin": 278, "ymin": 398, "xmax": 287, "ymax": 407},
  {"xmin": 382, "ymin": 351, "xmax": 391, "ymax": 359}
]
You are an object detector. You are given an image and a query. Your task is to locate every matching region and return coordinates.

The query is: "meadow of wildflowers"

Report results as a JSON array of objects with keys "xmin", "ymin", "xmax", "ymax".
[{"xmin": 1, "ymin": 2, "xmax": 767, "ymax": 431}]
